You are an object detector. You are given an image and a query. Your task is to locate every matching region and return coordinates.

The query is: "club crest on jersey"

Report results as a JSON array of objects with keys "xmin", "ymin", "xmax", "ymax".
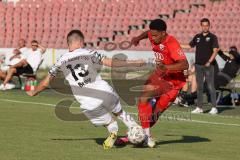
[
  {"xmin": 159, "ymin": 44, "xmax": 165, "ymax": 50},
  {"xmin": 206, "ymin": 37, "xmax": 211, "ymax": 42}
]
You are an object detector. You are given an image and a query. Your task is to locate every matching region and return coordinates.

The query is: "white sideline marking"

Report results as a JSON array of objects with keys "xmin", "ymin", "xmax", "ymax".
[
  {"xmin": 186, "ymin": 119, "xmax": 240, "ymax": 127},
  {"xmin": 0, "ymin": 98, "xmax": 240, "ymax": 127},
  {"xmin": 0, "ymin": 98, "xmax": 56, "ymax": 107},
  {"xmin": 128, "ymin": 112, "xmax": 240, "ymax": 127},
  {"xmin": 0, "ymin": 98, "xmax": 81, "ymax": 108}
]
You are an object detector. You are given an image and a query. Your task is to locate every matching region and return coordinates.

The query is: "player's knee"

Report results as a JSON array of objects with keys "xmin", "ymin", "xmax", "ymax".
[
  {"xmin": 143, "ymin": 85, "xmax": 157, "ymax": 94},
  {"xmin": 139, "ymin": 93, "xmax": 153, "ymax": 103},
  {"xmin": 143, "ymin": 85, "xmax": 155, "ymax": 91},
  {"xmin": 139, "ymin": 97, "xmax": 149, "ymax": 103}
]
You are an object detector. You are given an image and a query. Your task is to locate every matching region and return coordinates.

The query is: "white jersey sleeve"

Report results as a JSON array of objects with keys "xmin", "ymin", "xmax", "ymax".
[
  {"xmin": 49, "ymin": 58, "xmax": 61, "ymax": 77},
  {"xmin": 89, "ymin": 50, "xmax": 106, "ymax": 72},
  {"xmin": 90, "ymin": 50, "xmax": 106, "ymax": 65}
]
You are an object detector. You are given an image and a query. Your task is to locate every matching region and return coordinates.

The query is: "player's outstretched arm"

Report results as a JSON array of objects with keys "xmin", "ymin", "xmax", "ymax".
[
  {"xmin": 26, "ymin": 74, "xmax": 54, "ymax": 96},
  {"xmin": 131, "ymin": 31, "xmax": 148, "ymax": 46},
  {"xmin": 102, "ymin": 58, "xmax": 146, "ymax": 68}
]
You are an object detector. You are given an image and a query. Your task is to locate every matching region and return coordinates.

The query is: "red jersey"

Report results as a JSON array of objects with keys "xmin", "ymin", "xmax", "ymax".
[{"xmin": 148, "ymin": 31, "xmax": 187, "ymax": 89}]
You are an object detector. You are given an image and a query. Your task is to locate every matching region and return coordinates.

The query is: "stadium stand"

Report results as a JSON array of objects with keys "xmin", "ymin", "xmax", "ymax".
[{"xmin": 0, "ymin": 0, "xmax": 239, "ymax": 50}]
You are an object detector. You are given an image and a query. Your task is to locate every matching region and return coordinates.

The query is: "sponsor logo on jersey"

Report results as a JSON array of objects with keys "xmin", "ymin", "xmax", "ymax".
[{"xmin": 154, "ymin": 52, "xmax": 164, "ymax": 60}]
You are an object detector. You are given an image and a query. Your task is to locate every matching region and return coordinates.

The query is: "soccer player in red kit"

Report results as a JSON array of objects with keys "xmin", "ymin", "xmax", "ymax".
[{"xmin": 131, "ymin": 19, "xmax": 189, "ymax": 147}]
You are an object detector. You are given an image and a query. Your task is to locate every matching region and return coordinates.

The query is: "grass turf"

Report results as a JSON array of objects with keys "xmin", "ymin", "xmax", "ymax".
[{"xmin": 0, "ymin": 90, "xmax": 240, "ymax": 160}]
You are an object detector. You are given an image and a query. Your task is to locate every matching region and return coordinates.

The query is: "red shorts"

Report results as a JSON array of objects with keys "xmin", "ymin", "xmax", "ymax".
[{"xmin": 145, "ymin": 71, "xmax": 186, "ymax": 95}]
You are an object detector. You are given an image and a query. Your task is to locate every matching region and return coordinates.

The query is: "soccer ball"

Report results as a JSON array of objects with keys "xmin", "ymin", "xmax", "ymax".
[{"xmin": 127, "ymin": 125, "xmax": 145, "ymax": 144}]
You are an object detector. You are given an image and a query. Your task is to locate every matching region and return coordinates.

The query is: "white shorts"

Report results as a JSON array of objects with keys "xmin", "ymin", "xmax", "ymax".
[
  {"xmin": 83, "ymin": 102, "xmax": 122, "ymax": 126},
  {"xmin": 71, "ymin": 80, "xmax": 122, "ymax": 126}
]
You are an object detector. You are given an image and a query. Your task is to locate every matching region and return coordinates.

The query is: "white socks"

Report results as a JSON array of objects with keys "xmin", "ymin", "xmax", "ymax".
[
  {"xmin": 117, "ymin": 110, "xmax": 138, "ymax": 128},
  {"xmin": 107, "ymin": 120, "xmax": 118, "ymax": 133},
  {"xmin": 144, "ymin": 128, "xmax": 151, "ymax": 137}
]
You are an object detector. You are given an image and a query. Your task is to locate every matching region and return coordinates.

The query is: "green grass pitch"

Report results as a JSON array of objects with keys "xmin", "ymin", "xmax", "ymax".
[{"xmin": 0, "ymin": 90, "xmax": 240, "ymax": 160}]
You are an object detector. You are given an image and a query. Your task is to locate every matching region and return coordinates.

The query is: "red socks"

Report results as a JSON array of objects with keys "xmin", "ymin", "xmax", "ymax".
[{"xmin": 138, "ymin": 102, "xmax": 152, "ymax": 129}]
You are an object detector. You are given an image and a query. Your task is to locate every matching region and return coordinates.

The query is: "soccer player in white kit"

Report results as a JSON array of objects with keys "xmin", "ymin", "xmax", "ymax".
[{"xmin": 27, "ymin": 30, "xmax": 144, "ymax": 149}]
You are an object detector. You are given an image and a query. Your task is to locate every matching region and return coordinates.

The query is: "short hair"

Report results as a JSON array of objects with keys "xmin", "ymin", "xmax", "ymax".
[
  {"xmin": 67, "ymin": 30, "xmax": 84, "ymax": 45},
  {"xmin": 149, "ymin": 19, "xmax": 167, "ymax": 31},
  {"xmin": 31, "ymin": 40, "xmax": 38, "ymax": 44},
  {"xmin": 19, "ymin": 39, "xmax": 26, "ymax": 43},
  {"xmin": 230, "ymin": 46, "xmax": 238, "ymax": 52},
  {"xmin": 200, "ymin": 18, "xmax": 210, "ymax": 25}
]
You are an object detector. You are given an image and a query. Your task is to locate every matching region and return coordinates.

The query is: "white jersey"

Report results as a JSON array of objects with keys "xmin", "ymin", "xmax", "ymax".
[
  {"xmin": 23, "ymin": 49, "xmax": 42, "ymax": 72},
  {"xmin": 49, "ymin": 48, "xmax": 117, "ymax": 110},
  {"xmin": 19, "ymin": 47, "xmax": 29, "ymax": 58}
]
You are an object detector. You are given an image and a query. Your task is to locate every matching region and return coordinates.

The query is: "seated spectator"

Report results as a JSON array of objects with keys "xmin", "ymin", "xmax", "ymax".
[
  {"xmin": 206, "ymin": 46, "xmax": 240, "ymax": 105},
  {"xmin": 18, "ymin": 39, "xmax": 28, "ymax": 57},
  {"xmin": 179, "ymin": 46, "xmax": 240, "ymax": 106},
  {"xmin": 214, "ymin": 46, "xmax": 240, "ymax": 89},
  {"xmin": 0, "ymin": 40, "xmax": 46, "ymax": 90},
  {"xmin": 0, "ymin": 49, "xmax": 24, "ymax": 89}
]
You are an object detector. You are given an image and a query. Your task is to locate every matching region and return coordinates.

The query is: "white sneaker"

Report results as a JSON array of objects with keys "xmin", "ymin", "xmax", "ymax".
[
  {"xmin": 0, "ymin": 83, "xmax": 16, "ymax": 90},
  {"xmin": 209, "ymin": 107, "xmax": 218, "ymax": 115},
  {"xmin": 0, "ymin": 84, "xmax": 4, "ymax": 90},
  {"xmin": 0, "ymin": 84, "xmax": 8, "ymax": 90},
  {"xmin": 143, "ymin": 136, "xmax": 156, "ymax": 148},
  {"xmin": 4, "ymin": 83, "xmax": 16, "ymax": 90},
  {"xmin": 191, "ymin": 107, "xmax": 203, "ymax": 114}
]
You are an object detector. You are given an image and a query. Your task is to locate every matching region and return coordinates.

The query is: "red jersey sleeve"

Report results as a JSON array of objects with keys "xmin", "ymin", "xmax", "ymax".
[
  {"xmin": 167, "ymin": 37, "xmax": 186, "ymax": 61},
  {"xmin": 147, "ymin": 31, "xmax": 154, "ymax": 44}
]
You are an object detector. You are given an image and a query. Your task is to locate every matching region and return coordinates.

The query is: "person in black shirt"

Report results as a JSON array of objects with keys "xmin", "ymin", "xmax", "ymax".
[
  {"xmin": 184, "ymin": 46, "xmax": 240, "ymax": 105},
  {"xmin": 215, "ymin": 46, "xmax": 240, "ymax": 88},
  {"xmin": 181, "ymin": 18, "xmax": 219, "ymax": 114}
]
